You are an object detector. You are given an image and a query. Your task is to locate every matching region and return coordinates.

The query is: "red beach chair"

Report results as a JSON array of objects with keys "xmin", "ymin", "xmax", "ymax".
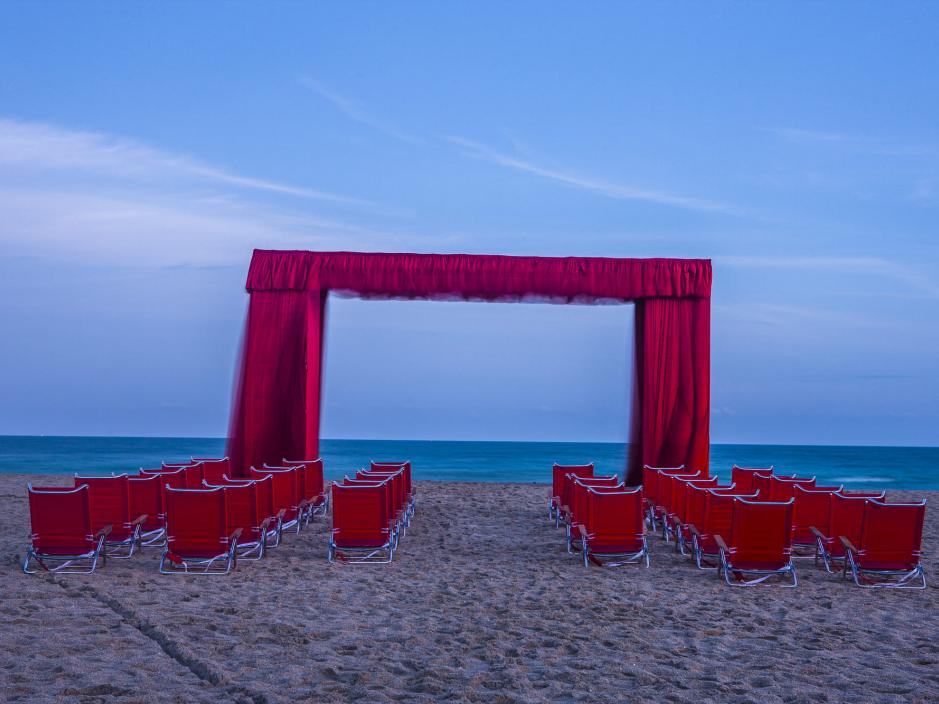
[
  {"xmin": 668, "ymin": 476, "xmax": 719, "ymax": 555},
  {"xmin": 23, "ymin": 484, "xmax": 110, "ymax": 574},
  {"xmin": 687, "ymin": 488, "xmax": 759, "ymax": 569},
  {"xmin": 329, "ymin": 482, "xmax": 394, "ymax": 564},
  {"xmin": 343, "ymin": 476, "xmax": 400, "ymax": 548},
  {"xmin": 840, "ymin": 499, "xmax": 927, "ymax": 589},
  {"xmin": 550, "ymin": 463, "xmax": 593, "ymax": 523},
  {"xmin": 203, "ymin": 478, "xmax": 272, "ymax": 560},
  {"xmin": 812, "ymin": 491, "xmax": 886, "ymax": 572},
  {"xmin": 252, "ymin": 465, "xmax": 305, "ymax": 534},
  {"xmin": 216, "ymin": 474, "xmax": 282, "ymax": 549},
  {"xmin": 128, "ymin": 473, "xmax": 167, "ymax": 546},
  {"xmin": 160, "ymin": 486, "xmax": 242, "ymax": 575},
  {"xmin": 578, "ymin": 486, "xmax": 649, "ymax": 568},
  {"xmin": 284, "ymin": 458, "xmax": 328, "ymax": 521},
  {"xmin": 566, "ymin": 476, "xmax": 622, "ymax": 553},
  {"xmin": 641, "ymin": 464, "xmax": 684, "ymax": 529},
  {"xmin": 359, "ymin": 469, "xmax": 408, "ymax": 533},
  {"xmin": 372, "ymin": 461, "xmax": 414, "ymax": 515},
  {"xmin": 714, "ymin": 498, "xmax": 797, "ymax": 587},
  {"xmin": 653, "ymin": 469, "xmax": 702, "ymax": 541},
  {"xmin": 73, "ymin": 474, "xmax": 147, "ymax": 558},
  {"xmin": 730, "ymin": 465, "xmax": 773, "ymax": 494},
  {"xmin": 790, "ymin": 484, "xmax": 843, "ymax": 553},
  {"xmin": 192, "ymin": 457, "xmax": 231, "ymax": 484}
]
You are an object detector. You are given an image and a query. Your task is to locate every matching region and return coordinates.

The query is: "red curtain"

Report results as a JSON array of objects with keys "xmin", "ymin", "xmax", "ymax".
[
  {"xmin": 227, "ymin": 289, "xmax": 326, "ymax": 475},
  {"xmin": 227, "ymin": 250, "xmax": 711, "ymax": 481},
  {"xmin": 628, "ymin": 297, "xmax": 711, "ymax": 483}
]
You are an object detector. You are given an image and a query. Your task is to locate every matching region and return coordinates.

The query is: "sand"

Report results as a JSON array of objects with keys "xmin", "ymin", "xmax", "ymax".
[{"xmin": 1, "ymin": 475, "xmax": 936, "ymax": 704}]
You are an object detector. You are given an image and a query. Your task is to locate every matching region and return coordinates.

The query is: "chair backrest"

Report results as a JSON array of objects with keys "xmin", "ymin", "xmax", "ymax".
[
  {"xmin": 671, "ymin": 476, "xmax": 718, "ymax": 522},
  {"xmin": 561, "ymin": 473, "xmax": 616, "ymax": 513},
  {"xmin": 701, "ymin": 489, "xmax": 759, "ymax": 538},
  {"xmin": 164, "ymin": 486, "xmax": 231, "ymax": 556},
  {"xmin": 727, "ymin": 498, "xmax": 794, "ymax": 567},
  {"xmin": 827, "ymin": 492, "xmax": 881, "ymax": 557},
  {"xmin": 641, "ymin": 465, "xmax": 684, "ymax": 504},
  {"xmin": 284, "ymin": 458, "xmax": 325, "ymax": 501},
  {"xmin": 332, "ymin": 482, "xmax": 389, "ymax": 540},
  {"xmin": 571, "ymin": 477, "xmax": 623, "ymax": 526},
  {"xmin": 205, "ymin": 480, "xmax": 260, "ymax": 536},
  {"xmin": 192, "ymin": 457, "xmax": 230, "ymax": 484},
  {"xmin": 730, "ymin": 465, "xmax": 773, "ymax": 494},
  {"xmin": 128, "ymin": 473, "xmax": 164, "ymax": 531},
  {"xmin": 684, "ymin": 483, "xmax": 737, "ymax": 530},
  {"xmin": 655, "ymin": 470, "xmax": 702, "ymax": 511},
  {"xmin": 252, "ymin": 466, "xmax": 299, "ymax": 514},
  {"xmin": 768, "ymin": 475, "xmax": 817, "ymax": 502},
  {"xmin": 343, "ymin": 476, "xmax": 394, "ymax": 525},
  {"xmin": 586, "ymin": 487, "xmax": 644, "ymax": 541},
  {"xmin": 371, "ymin": 460, "xmax": 412, "ymax": 496},
  {"xmin": 552, "ymin": 463, "xmax": 593, "ymax": 501},
  {"xmin": 359, "ymin": 470, "xmax": 405, "ymax": 515},
  {"xmin": 27, "ymin": 484, "xmax": 96, "ymax": 554},
  {"xmin": 73, "ymin": 474, "xmax": 132, "ymax": 536},
  {"xmin": 750, "ymin": 472, "xmax": 775, "ymax": 501},
  {"xmin": 792, "ymin": 484, "xmax": 841, "ymax": 540},
  {"xmin": 856, "ymin": 500, "xmax": 926, "ymax": 570}
]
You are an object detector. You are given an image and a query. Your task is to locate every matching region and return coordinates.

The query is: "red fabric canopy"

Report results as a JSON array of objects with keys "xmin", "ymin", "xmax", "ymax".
[{"xmin": 228, "ymin": 250, "xmax": 712, "ymax": 483}]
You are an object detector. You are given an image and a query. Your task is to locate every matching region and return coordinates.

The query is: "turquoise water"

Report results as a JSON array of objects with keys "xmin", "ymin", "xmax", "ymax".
[{"xmin": 1, "ymin": 436, "xmax": 937, "ymax": 490}]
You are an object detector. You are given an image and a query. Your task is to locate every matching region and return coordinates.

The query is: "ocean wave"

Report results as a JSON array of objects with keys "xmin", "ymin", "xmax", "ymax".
[{"xmin": 832, "ymin": 476, "xmax": 895, "ymax": 484}]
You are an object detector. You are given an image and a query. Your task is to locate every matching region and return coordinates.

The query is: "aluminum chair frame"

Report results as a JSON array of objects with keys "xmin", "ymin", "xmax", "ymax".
[
  {"xmin": 577, "ymin": 486, "xmax": 650, "ymax": 568},
  {"xmin": 840, "ymin": 499, "xmax": 927, "ymax": 590},
  {"xmin": 159, "ymin": 486, "xmax": 242, "ymax": 575},
  {"xmin": 714, "ymin": 497, "xmax": 798, "ymax": 588},
  {"xmin": 328, "ymin": 482, "xmax": 394, "ymax": 564}
]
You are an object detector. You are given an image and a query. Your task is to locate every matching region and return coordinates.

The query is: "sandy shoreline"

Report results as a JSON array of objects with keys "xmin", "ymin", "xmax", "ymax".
[{"xmin": 1, "ymin": 475, "xmax": 936, "ymax": 703}]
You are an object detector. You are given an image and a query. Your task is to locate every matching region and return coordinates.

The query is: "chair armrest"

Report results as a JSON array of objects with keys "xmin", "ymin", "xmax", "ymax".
[
  {"xmin": 259, "ymin": 517, "xmax": 272, "ymax": 533},
  {"xmin": 130, "ymin": 514, "xmax": 148, "ymax": 527},
  {"xmin": 809, "ymin": 526, "xmax": 827, "ymax": 541},
  {"xmin": 714, "ymin": 534, "xmax": 729, "ymax": 553},
  {"xmin": 578, "ymin": 524, "xmax": 589, "ymax": 540},
  {"xmin": 276, "ymin": 508, "xmax": 286, "ymax": 520},
  {"xmin": 95, "ymin": 524, "xmax": 113, "ymax": 539},
  {"xmin": 839, "ymin": 536, "xmax": 858, "ymax": 555},
  {"xmin": 687, "ymin": 524, "xmax": 700, "ymax": 538},
  {"xmin": 229, "ymin": 527, "xmax": 243, "ymax": 543}
]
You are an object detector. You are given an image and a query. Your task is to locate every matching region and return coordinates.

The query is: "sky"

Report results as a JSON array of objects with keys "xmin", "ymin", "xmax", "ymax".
[{"xmin": 1, "ymin": 3, "xmax": 938, "ymax": 446}]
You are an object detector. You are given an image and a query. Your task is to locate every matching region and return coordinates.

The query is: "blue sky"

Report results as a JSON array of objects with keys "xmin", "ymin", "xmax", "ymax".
[{"xmin": 1, "ymin": 3, "xmax": 938, "ymax": 445}]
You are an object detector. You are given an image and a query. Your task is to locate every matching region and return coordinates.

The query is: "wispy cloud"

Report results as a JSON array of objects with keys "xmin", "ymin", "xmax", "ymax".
[
  {"xmin": 766, "ymin": 126, "xmax": 937, "ymax": 159},
  {"xmin": 446, "ymin": 135, "xmax": 736, "ymax": 214},
  {"xmin": 300, "ymin": 77, "xmax": 425, "ymax": 145},
  {"xmin": 0, "ymin": 118, "xmax": 368, "ymax": 205},
  {"xmin": 716, "ymin": 255, "xmax": 939, "ymax": 297}
]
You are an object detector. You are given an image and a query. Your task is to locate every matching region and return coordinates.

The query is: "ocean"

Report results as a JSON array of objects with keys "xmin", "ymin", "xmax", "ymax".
[{"xmin": 1, "ymin": 436, "xmax": 937, "ymax": 490}]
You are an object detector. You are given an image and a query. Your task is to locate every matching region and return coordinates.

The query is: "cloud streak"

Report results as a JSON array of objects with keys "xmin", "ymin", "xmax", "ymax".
[
  {"xmin": 716, "ymin": 255, "xmax": 939, "ymax": 298},
  {"xmin": 300, "ymin": 77, "xmax": 425, "ymax": 145},
  {"xmin": 0, "ymin": 118, "xmax": 368, "ymax": 205},
  {"xmin": 446, "ymin": 135, "xmax": 736, "ymax": 214}
]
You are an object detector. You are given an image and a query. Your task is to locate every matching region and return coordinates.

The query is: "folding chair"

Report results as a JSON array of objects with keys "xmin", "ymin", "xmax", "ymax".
[
  {"xmin": 730, "ymin": 465, "xmax": 773, "ymax": 494},
  {"xmin": 566, "ymin": 476, "xmax": 622, "ymax": 553},
  {"xmin": 668, "ymin": 476, "xmax": 719, "ymax": 555},
  {"xmin": 203, "ymin": 478, "xmax": 271, "ymax": 560},
  {"xmin": 159, "ymin": 486, "xmax": 242, "ymax": 575},
  {"xmin": 252, "ymin": 465, "xmax": 304, "ymax": 534},
  {"xmin": 812, "ymin": 491, "xmax": 886, "ymax": 573},
  {"xmin": 343, "ymin": 476, "xmax": 400, "ymax": 548},
  {"xmin": 23, "ymin": 484, "xmax": 110, "ymax": 574},
  {"xmin": 790, "ymin": 484, "xmax": 843, "ymax": 555},
  {"xmin": 578, "ymin": 486, "xmax": 649, "ymax": 568},
  {"xmin": 328, "ymin": 482, "xmax": 394, "ymax": 564},
  {"xmin": 652, "ymin": 469, "xmax": 702, "ymax": 541},
  {"xmin": 217, "ymin": 474, "xmax": 283, "ymax": 549},
  {"xmin": 549, "ymin": 463, "xmax": 593, "ymax": 523},
  {"xmin": 841, "ymin": 499, "xmax": 927, "ymax": 589},
  {"xmin": 359, "ymin": 469, "xmax": 408, "ymax": 533},
  {"xmin": 686, "ymin": 488, "xmax": 759, "ymax": 569},
  {"xmin": 192, "ymin": 457, "xmax": 231, "ymax": 484},
  {"xmin": 283, "ymin": 458, "xmax": 328, "ymax": 522},
  {"xmin": 641, "ymin": 464, "xmax": 684, "ymax": 530},
  {"xmin": 73, "ymin": 474, "xmax": 146, "ymax": 558},
  {"xmin": 371, "ymin": 461, "xmax": 415, "ymax": 517},
  {"xmin": 714, "ymin": 497, "xmax": 797, "ymax": 587},
  {"xmin": 128, "ymin": 473, "xmax": 167, "ymax": 546}
]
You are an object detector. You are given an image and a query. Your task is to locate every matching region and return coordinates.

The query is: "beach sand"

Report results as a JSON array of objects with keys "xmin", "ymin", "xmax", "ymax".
[{"xmin": 1, "ymin": 475, "xmax": 936, "ymax": 703}]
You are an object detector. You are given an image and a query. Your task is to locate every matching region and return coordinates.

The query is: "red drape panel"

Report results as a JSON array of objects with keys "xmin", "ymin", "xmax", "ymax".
[
  {"xmin": 227, "ymin": 289, "xmax": 326, "ymax": 476},
  {"xmin": 627, "ymin": 297, "xmax": 710, "ymax": 484},
  {"xmin": 228, "ymin": 250, "xmax": 711, "ymax": 478}
]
